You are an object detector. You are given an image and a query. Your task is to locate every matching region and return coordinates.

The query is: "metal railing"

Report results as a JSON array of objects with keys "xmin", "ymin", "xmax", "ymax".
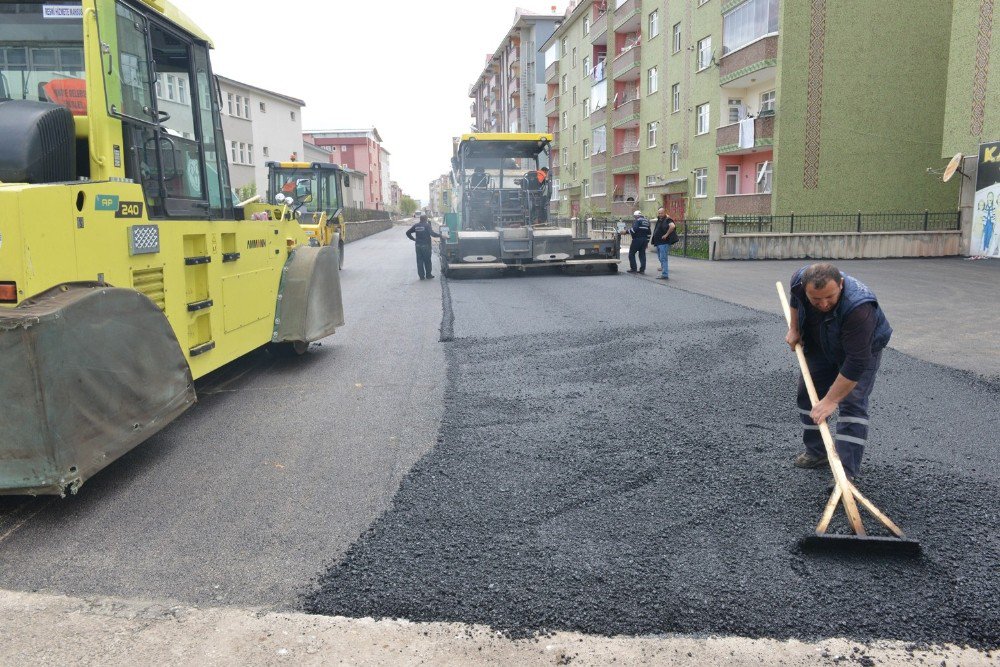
[
  {"xmin": 723, "ymin": 211, "xmax": 961, "ymax": 235},
  {"xmin": 550, "ymin": 217, "xmax": 710, "ymax": 259}
]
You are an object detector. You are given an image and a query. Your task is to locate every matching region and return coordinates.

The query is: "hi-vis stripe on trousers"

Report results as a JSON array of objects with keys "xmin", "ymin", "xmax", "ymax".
[{"xmin": 796, "ymin": 350, "xmax": 883, "ymax": 479}]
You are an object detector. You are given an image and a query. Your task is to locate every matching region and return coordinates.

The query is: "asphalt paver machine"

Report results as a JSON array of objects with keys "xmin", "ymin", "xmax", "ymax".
[
  {"xmin": 440, "ymin": 133, "xmax": 619, "ymax": 275},
  {"xmin": 0, "ymin": 0, "xmax": 343, "ymax": 495}
]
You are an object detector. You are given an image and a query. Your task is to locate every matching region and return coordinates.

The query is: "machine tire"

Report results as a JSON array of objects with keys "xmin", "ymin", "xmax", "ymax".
[
  {"xmin": 270, "ymin": 340, "xmax": 309, "ymax": 357},
  {"xmin": 608, "ymin": 263, "xmax": 619, "ymax": 273}
]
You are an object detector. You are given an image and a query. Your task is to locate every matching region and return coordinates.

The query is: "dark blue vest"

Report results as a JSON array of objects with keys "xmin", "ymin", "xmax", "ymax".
[{"xmin": 790, "ymin": 268, "xmax": 893, "ymax": 366}]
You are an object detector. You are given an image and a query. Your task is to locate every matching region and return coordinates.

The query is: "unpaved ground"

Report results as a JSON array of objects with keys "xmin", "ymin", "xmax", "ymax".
[{"xmin": 1, "ymin": 589, "xmax": 993, "ymax": 666}]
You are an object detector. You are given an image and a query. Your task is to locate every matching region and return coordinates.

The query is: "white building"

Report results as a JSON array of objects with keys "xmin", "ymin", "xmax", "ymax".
[
  {"xmin": 217, "ymin": 75, "xmax": 305, "ymax": 198},
  {"xmin": 379, "ymin": 146, "xmax": 392, "ymax": 213}
]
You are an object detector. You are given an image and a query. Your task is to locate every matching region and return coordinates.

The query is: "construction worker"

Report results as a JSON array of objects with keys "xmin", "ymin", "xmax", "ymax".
[
  {"xmin": 650, "ymin": 207, "xmax": 678, "ymax": 280},
  {"xmin": 469, "ymin": 166, "xmax": 490, "ymax": 190},
  {"xmin": 622, "ymin": 210, "xmax": 651, "ymax": 273},
  {"xmin": 523, "ymin": 166, "xmax": 551, "ymax": 224},
  {"xmin": 785, "ymin": 263, "xmax": 893, "ymax": 482},
  {"xmin": 405, "ymin": 213, "xmax": 441, "ymax": 280}
]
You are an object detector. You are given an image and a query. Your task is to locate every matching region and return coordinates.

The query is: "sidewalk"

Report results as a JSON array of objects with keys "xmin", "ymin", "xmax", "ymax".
[{"xmin": 634, "ymin": 253, "xmax": 1000, "ymax": 379}]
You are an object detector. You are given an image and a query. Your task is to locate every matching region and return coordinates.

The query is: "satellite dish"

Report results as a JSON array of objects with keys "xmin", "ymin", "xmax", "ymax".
[{"xmin": 943, "ymin": 153, "xmax": 965, "ymax": 182}]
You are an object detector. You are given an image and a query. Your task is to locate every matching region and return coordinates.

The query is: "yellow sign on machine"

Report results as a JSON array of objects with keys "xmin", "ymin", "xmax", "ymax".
[{"xmin": 0, "ymin": 0, "xmax": 344, "ymax": 496}]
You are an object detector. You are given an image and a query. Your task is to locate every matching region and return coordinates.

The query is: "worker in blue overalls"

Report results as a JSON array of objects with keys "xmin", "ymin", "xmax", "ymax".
[
  {"xmin": 405, "ymin": 213, "xmax": 441, "ymax": 280},
  {"xmin": 785, "ymin": 263, "xmax": 893, "ymax": 483},
  {"xmin": 622, "ymin": 209, "xmax": 651, "ymax": 273}
]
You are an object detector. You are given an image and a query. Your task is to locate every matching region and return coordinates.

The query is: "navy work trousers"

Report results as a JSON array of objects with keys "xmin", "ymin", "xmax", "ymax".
[
  {"xmin": 628, "ymin": 239, "xmax": 648, "ymax": 272},
  {"xmin": 415, "ymin": 244, "xmax": 433, "ymax": 279},
  {"xmin": 797, "ymin": 350, "xmax": 882, "ymax": 479}
]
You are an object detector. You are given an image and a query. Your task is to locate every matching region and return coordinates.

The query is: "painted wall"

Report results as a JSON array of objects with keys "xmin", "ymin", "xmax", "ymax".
[
  {"xmin": 942, "ymin": 1, "xmax": 1000, "ymax": 157},
  {"xmin": 772, "ymin": 0, "xmax": 958, "ymax": 215}
]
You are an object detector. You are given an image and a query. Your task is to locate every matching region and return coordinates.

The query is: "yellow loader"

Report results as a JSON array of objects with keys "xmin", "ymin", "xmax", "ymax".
[{"xmin": 0, "ymin": 0, "xmax": 344, "ymax": 496}]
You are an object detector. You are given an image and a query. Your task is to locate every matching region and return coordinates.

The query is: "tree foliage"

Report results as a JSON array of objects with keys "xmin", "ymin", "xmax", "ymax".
[{"xmin": 400, "ymin": 195, "xmax": 418, "ymax": 216}]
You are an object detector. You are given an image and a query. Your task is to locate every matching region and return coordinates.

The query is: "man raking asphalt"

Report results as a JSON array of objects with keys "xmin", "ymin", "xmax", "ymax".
[{"xmin": 777, "ymin": 264, "xmax": 921, "ymax": 556}]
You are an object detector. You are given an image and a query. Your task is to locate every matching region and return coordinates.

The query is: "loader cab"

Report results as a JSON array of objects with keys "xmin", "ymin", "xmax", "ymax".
[
  {"xmin": 96, "ymin": 0, "xmax": 235, "ymax": 219},
  {"xmin": 266, "ymin": 162, "xmax": 346, "ymax": 223}
]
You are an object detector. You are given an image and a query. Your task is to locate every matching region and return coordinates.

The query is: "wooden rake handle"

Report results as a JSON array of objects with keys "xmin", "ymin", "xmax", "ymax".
[{"xmin": 776, "ymin": 282, "xmax": 867, "ymax": 536}]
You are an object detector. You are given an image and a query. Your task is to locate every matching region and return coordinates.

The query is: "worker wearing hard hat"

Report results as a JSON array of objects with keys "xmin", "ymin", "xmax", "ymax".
[{"xmin": 621, "ymin": 210, "xmax": 651, "ymax": 273}]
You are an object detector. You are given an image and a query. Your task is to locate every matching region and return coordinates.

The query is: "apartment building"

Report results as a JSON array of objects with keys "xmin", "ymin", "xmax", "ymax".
[
  {"xmin": 303, "ymin": 140, "xmax": 368, "ymax": 210},
  {"xmin": 304, "ymin": 129, "xmax": 387, "ymax": 210},
  {"xmin": 542, "ymin": 0, "xmax": 958, "ymax": 220},
  {"xmin": 216, "ymin": 76, "xmax": 305, "ymax": 198},
  {"xmin": 428, "ymin": 173, "xmax": 456, "ymax": 217},
  {"xmin": 470, "ymin": 11, "xmax": 561, "ymax": 135}
]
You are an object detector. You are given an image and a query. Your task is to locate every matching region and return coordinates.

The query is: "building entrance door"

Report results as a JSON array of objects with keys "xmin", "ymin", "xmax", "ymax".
[{"xmin": 663, "ymin": 194, "xmax": 686, "ymax": 221}]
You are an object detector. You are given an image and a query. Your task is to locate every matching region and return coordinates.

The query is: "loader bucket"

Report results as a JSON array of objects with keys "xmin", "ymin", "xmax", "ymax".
[{"xmin": 0, "ymin": 284, "xmax": 195, "ymax": 496}]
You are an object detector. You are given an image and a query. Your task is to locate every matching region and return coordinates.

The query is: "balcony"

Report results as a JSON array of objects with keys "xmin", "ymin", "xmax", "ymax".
[
  {"xmin": 509, "ymin": 60, "xmax": 520, "ymax": 81},
  {"xmin": 715, "ymin": 193, "xmax": 772, "ymax": 216},
  {"xmin": 589, "ymin": 104, "xmax": 607, "ymax": 126},
  {"xmin": 509, "ymin": 77, "xmax": 520, "ymax": 97},
  {"xmin": 591, "ymin": 150, "xmax": 607, "ymax": 169},
  {"xmin": 611, "ymin": 98, "xmax": 640, "ymax": 128},
  {"xmin": 591, "ymin": 11, "xmax": 608, "ymax": 45},
  {"xmin": 716, "ymin": 114, "xmax": 775, "ymax": 154},
  {"xmin": 612, "ymin": 46, "xmax": 640, "ymax": 80},
  {"xmin": 612, "ymin": 200, "xmax": 638, "ymax": 215},
  {"xmin": 613, "ymin": 0, "xmax": 641, "ymax": 32},
  {"xmin": 611, "ymin": 148, "xmax": 639, "ymax": 172},
  {"xmin": 720, "ymin": 35, "xmax": 779, "ymax": 87},
  {"xmin": 545, "ymin": 60, "xmax": 560, "ymax": 83},
  {"xmin": 544, "ymin": 95, "xmax": 559, "ymax": 117}
]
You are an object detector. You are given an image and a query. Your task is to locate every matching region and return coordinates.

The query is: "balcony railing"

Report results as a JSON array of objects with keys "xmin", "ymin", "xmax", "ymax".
[
  {"xmin": 715, "ymin": 193, "xmax": 772, "ymax": 216},
  {"xmin": 591, "ymin": 150, "xmax": 607, "ymax": 168},
  {"xmin": 612, "ymin": 46, "xmax": 641, "ymax": 80},
  {"xmin": 611, "ymin": 148, "xmax": 639, "ymax": 171},
  {"xmin": 611, "ymin": 98, "xmax": 641, "ymax": 127},
  {"xmin": 613, "ymin": 0, "xmax": 641, "ymax": 31},
  {"xmin": 612, "ymin": 201, "xmax": 638, "ymax": 215},
  {"xmin": 716, "ymin": 113, "xmax": 775, "ymax": 153},
  {"xmin": 544, "ymin": 60, "xmax": 560, "ymax": 83},
  {"xmin": 509, "ymin": 78, "xmax": 520, "ymax": 96},
  {"xmin": 589, "ymin": 105, "xmax": 607, "ymax": 126},
  {"xmin": 720, "ymin": 35, "xmax": 779, "ymax": 85},
  {"xmin": 591, "ymin": 11, "xmax": 608, "ymax": 43},
  {"xmin": 544, "ymin": 95, "xmax": 559, "ymax": 116}
]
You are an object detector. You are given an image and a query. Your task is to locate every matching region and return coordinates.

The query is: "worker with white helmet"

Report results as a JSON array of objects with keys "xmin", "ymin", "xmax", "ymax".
[{"xmin": 621, "ymin": 209, "xmax": 651, "ymax": 273}]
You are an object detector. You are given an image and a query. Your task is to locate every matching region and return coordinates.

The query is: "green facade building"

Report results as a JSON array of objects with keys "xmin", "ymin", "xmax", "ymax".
[{"xmin": 539, "ymin": 0, "xmax": 962, "ymax": 222}]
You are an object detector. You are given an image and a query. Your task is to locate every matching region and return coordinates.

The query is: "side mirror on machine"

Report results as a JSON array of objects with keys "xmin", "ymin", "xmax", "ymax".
[{"xmin": 343, "ymin": 174, "xmax": 350, "ymax": 187}]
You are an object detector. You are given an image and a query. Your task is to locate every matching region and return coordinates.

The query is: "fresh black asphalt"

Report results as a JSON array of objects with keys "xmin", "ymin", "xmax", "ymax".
[{"xmin": 307, "ymin": 270, "xmax": 1000, "ymax": 648}]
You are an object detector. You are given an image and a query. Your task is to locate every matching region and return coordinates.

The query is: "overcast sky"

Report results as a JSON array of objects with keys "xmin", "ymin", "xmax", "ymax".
[{"xmin": 167, "ymin": 1, "xmax": 563, "ymax": 205}]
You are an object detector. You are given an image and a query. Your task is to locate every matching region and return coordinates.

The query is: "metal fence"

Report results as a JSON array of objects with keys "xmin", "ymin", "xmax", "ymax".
[
  {"xmin": 551, "ymin": 217, "xmax": 711, "ymax": 259},
  {"xmin": 343, "ymin": 207, "xmax": 393, "ymax": 222},
  {"xmin": 722, "ymin": 211, "xmax": 961, "ymax": 235}
]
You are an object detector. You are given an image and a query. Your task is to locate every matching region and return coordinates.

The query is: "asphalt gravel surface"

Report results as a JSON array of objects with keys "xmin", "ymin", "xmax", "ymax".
[{"xmin": 307, "ymin": 270, "xmax": 1000, "ymax": 648}]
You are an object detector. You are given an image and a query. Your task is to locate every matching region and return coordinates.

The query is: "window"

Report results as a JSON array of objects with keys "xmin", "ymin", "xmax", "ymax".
[
  {"xmin": 572, "ymin": 85, "xmax": 577, "ymax": 105},
  {"xmin": 583, "ymin": 179, "xmax": 590, "ymax": 197},
  {"xmin": 562, "ymin": 111, "xmax": 568, "ymax": 129},
  {"xmin": 723, "ymin": 0, "xmax": 779, "ymax": 55},
  {"xmin": 572, "ymin": 162, "xmax": 577, "ymax": 179},
  {"xmin": 672, "ymin": 83, "xmax": 680, "ymax": 112},
  {"xmin": 697, "ymin": 36, "xmax": 712, "ymax": 71},
  {"xmin": 242, "ymin": 96, "xmax": 250, "ymax": 118},
  {"xmin": 259, "ymin": 101, "xmax": 267, "ymax": 112},
  {"xmin": 670, "ymin": 143, "xmax": 679, "ymax": 171},
  {"xmin": 263, "ymin": 146, "xmax": 270, "ymax": 157},
  {"xmin": 230, "ymin": 141, "xmax": 237, "ymax": 163},
  {"xmin": 561, "ymin": 37, "xmax": 567, "ymax": 57},
  {"xmin": 583, "ymin": 55, "xmax": 591, "ymax": 75},
  {"xmin": 247, "ymin": 143, "xmax": 254, "ymax": 165},
  {"xmin": 725, "ymin": 165, "xmax": 739, "ymax": 194},
  {"xmin": 290, "ymin": 110, "xmax": 296, "ymax": 121},
  {"xmin": 672, "ymin": 22, "xmax": 682, "ymax": 53},
  {"xmin": 728, "ymin": 97, "xmax": 743, "ymax": 124},
  {"xmin": 562, "ymin": 148, "xmax": 567, "ymax": 166},
  {"xmin": 342, "ymin": 145, "xmax": 348, "ymax": 151},
  {"xmin": 573, "ymin": 124, "xmax": 578, "ymax": 143},
  {"xmin": 592, "ymin": 126, "xmax": 607, "ymax": 154},
  {"xmin": 760, "ymin": 90, "xmax": 776, "ymax": 113},
  {"xmin": 694, "ymin": 168, "xmax": 708, "ymax": 197},
  {"xmin": 647, "ymin": 121, "xmax": 658, "ymax": 148},
  {"xmin": 647, "ymin": 66, "xmax": 658, "ymax": 94},
  {"xmin": 696, "ymin": 103, "xmax": 710, "ymax": 134},
  {"xmin": 649, "ymin": 10, "xmax": 659, "ymax": 38},
  {"xmin": 561, "ymin": 73, "xmax": 567, "ymax": 93},
  {"xmin": 583, "ymin": 97, "xmax": 590, "ymax": 118},
  {"xmin": 583, "ymin": 138, "xmax": 590, "ymax": 157},
  {"xmin": 177, "ymin": 77, "xmax": 187, "ymax": 104},
  {"xmin": 584, "ymin": 17, "xmax": 591, "ymax": 35},
  {"xmin": 572, "ymin": 47, "xmax": 577, "ymax": 68},
  {"xmin": 756, "ymin": 160, "xmax": 772, "ymax": 193},
  {"xmin": 166, "ymin": 74, "xmax": 176, "ymax": 101}
]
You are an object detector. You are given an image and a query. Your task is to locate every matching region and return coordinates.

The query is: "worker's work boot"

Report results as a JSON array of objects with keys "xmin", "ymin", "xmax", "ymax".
[{"xmin": 794, "ymin": 451, "xmax": 828, "ymax": 469}]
